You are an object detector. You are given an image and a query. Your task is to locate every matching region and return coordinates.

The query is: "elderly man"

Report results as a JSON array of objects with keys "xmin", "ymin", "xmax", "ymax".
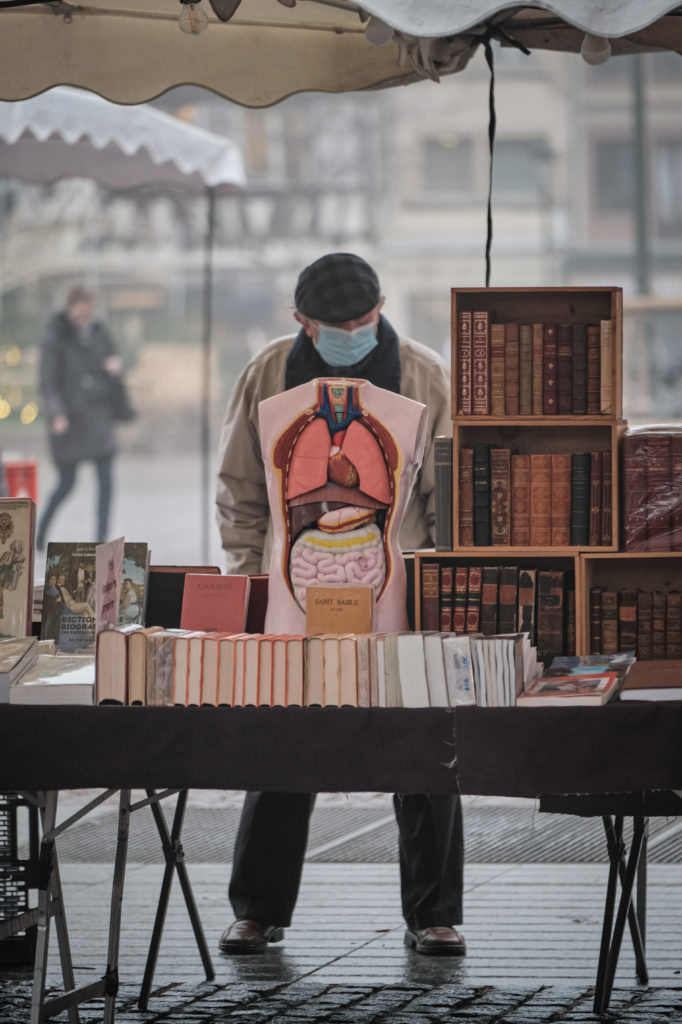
[{"xmin": 215, "ymin": 253, "xmax": 464, "ymax": 957}]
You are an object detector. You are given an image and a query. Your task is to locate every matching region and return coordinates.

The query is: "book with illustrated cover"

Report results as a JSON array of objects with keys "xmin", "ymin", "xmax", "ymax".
[
  {"xmin": 9, "ymin": 653, "xmax": 95, "ymax": 705},
  {"xmin": 0, "ymin": 497, "xmax": 35, "ymax": 639},
  {"xmin": 516, "ymin": 671, "xmax": 622, "ymax": 707}
]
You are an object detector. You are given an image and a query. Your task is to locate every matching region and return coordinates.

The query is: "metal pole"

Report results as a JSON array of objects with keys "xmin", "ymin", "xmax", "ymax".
[
  {"xmin": 201, "ymin": 188, "xmax": 216, "ymax": 564},
  {"xmin": 631, "ymin": 55, "xmax": 650, "ymax": 296}
]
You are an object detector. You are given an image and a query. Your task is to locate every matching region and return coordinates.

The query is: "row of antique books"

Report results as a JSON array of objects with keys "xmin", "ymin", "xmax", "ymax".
[
  {"xmin": 94, "ymin": 625, "xmax": 541, "ymax": 709},
  {"xmin": 622, "ymin": 430, "xmax": 682, "ymax": 552},
  {"xmin": 420, "ymin": 563, "xmax": 574, "ymax": 663},
  {"xmin": 460, "ymin": 445, "xmax": 612, "ymax": 547},
  {"xmin": 455, "ymin": 311, "xmax": 614, "ymax": 417},
  {"xmin": 589, "ymin": 587, "xmax": 682, "ymax": 660}
]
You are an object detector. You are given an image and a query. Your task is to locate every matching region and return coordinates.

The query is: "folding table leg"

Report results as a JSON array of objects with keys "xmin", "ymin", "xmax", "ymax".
[
  {"xmin": 138, "ymin": 790, "xmax": 214, "ymax": 1010},
  {"xmin": 101, "ymin": 789, "xmax": 131, "ymax": 1024}
]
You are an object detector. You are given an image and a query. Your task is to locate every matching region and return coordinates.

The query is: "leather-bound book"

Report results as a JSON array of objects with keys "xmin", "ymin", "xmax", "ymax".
[
  {"xmin": 536, "ymin": 569, "xmax": 566, "ymax": 663},
  {"xmin": 453, "ymin": 566, "xmax": 468, "ymax": 634},
  {"xmin": 672, "ymin": 435, "xmax": 682, "ymax": 551},
  {"xmin": 652, "ymin": 590, "xmax": 667, "ymax": 658},
  {"xmin": 497, "ymin": 565, "xmax": 518, "ymax": 634},
  {"xmin": 420, "ymin": 561, "xmax": 440, "ymax": 631},
  {"xmin": 570, "ymin": 452, "xmax": 591, "ymax": 545},
  {"xmin": 588, "ymin": 451, "xmax": 603, "ymax": 546},
  {"xmin": 646, "ymin": 433, "xmax": 672, "ymax": 551},
  {"xmin": 519, "ymin": 324, "xmax": 533, "ymax": 416},
  {"xmin": 532, "ymin": 323, "xmax": 544, "ymax": 415},
  {"xmin": 550, "ymin": 453, "xmax": 571, "ymax": 546},
  {"xmin": 571, "ymin": 322, "xmax": 588, "ymax": 415},
  {"xmin": 439, "ymin": 565, "xmax": 454, "ymax": 632},
  {"xmin": 589, "ymin": 586, "xmax": 603, "ymax": 655},
  {"xmin": 517, "ymin": 568, "xmax": 537, "ymax": 645},
  {"xmin": 666, "ymin": 591, "xmax": 682, "ymax": 658},
  {"xmin": 600, "ymin": 450, "xmax": 612, "ymax": 545},
  {"xmin": 459, "ymin": 447, "xmax": 475, "ymax": 547},
  {"xmin": 566, "ymin": 589, "xmax": 576, "ymax": 656},
  {"xmin": 556, "ymin": 322, "xmax": 573, "ymax": 415},
  {"xmin": 600, "ymin": 319, "xmax": 613, "ymax": 414},
  {"xmin": 622, "ymin": 433, "xmax": 648, "ymax": 550},
  {"xmin": 434, "ymin": 435, "xmax": 453, "ymax": 552},
  {"xmin": 636, "ymin": 590, "xmax": 653, "ymax": 660},
  {"xmin": 466, "ymin": 566, "xmax": 483, "ymax": 633},
  {"xmin": 542, "ymin": 323, "xmax": 558, "ymax": 415},
  {"xmin": 504, "ymin": 322, "xmax": 520, "ymax": 416},
  {"xmin": 473, "ymin": 443, "xmax": 491, "ymax": 546},
  {"xmin": 586, "ymin": 324, "xmax": 601, "ymax": 414},
  {"xmin": 472, "ymin": 310, "xmax": 490, "ymax": 415},
  {"xmin": 490, "ymin": 447, "xmax": 511, "ymax": 546},
  {"xmin": 457, "ymin": 310, "xmax": 473, "ymax": 415},
  {"xmin": 490, "ymin": 323, "xmax": 506, "ymax": 416},
  {"xmin": 600, "ymin": 589, "xmax": 619, "ymax": 655},
  {"xmin": 511, "ymin": 454, "xmax": 531, "ymax": 546},
  {"xmin": 479, "ymin": 565, "xmax": 499, "ymax": 635},
  {"xmin": 618, "ymin": 589, "xmax": 638, "ymax": 652},
  {"xmin": 529, "ymin": 453, "xmax": 552, "ymax": 546}
]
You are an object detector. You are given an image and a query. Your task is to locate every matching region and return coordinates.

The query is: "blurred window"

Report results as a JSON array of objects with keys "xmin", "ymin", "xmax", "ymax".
[
  {"xmin": 594, "ymin": 140, "xmax": 635, "ymax": 211},
  {"xmin": 654, "ymin": 140, "xmax": 682, "ymax": 237},
  {"xmin": 492, "ymin": 137, "xmax": 547, "ymax": 195},
  {"xmin": 409, "ymin": 294, "xmax": 451, "ymax": 357},
  {"xmin": 422, "ymin": 136, "xmax": 474, "ymax": 193}
]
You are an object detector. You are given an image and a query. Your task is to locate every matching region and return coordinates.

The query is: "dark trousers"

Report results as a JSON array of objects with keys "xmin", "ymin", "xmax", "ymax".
[
  {"xmin": 229, "ymin": 791, "xmax": 464, "ymax": 930},
  {"xmin": 37, "ymin": 456, "xmax": 113, "ymax": 548}
]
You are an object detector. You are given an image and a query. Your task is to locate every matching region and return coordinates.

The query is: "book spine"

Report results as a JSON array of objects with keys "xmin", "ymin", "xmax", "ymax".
[
  {"xmin": 490, "ymin": 323, "xmax": 506, "ymax": 416},
  {"xmin": 600, "ymin": 450, "xmax": 612, "ymax": 546},
  {"xmin": 519, "ymin": 323, "xmax": 533, "ymax": 416},
  {"xmin": 536, "ymin": 569, "xmax": 565, "ymax": 663},
  {"xmin": 504, "ymin": 322, "xmax": 520, "ymax": 416},
  {"xmin": 570, "ymin": 451, "xmax": 591, "ymax": 546},
  {"xmin": 566, "ymin": 589, "xmax": 576, "ymax": 656},
  {"xmin": 588, "ymin": 451, "xmax": 603, "ymax": 546},
  {"xmin": 440, "ymin": 565, "xmax": 454, "ymax": 632},
  {"xmin": 618, "ymin": 588, "xmax": 638, "ymax": 652},
  {"xmin": 458, "ymin": 448, "xmax": 474, "ymax": 547},
  {"xmin": 479, "ymin": 565, "xmax": 499, "ymax": 635},
  {"xmin": 510, "ymin": 453, "xmax": 530, "ymax": 546},
  {"xmin": 556, "ymin": 322, "xmax": 573, "ymax": 415},
  {"xmin": 434, "ymin": 435, "xmax": 453, "ymax": 552},
  {"xmin": 672, "ymin": 435, "xmax": 682, "ymax": 551},
  {"xmin": 646, "ymin": 434, "xmax": 672, "ymax": 551},
  {"xmin": 497, "ymin": 565, "xmax": 518, "ymax": 634},
  {"xmin": 586, "ymin": 324, "xmax": 601, "ymax": 414},
  {"xmin": 532, "ymin": 323, "xmax": 544, "ymax": 415},
  {"xmin": 472, "ymin": 310, "xmax": 490, "ymax": 415},
  {"xmin": 601, "ymin": 589, "xmax": 619, "ymax": 655},
  {"xmin": 666, "ymin": 591, "xmax": 682, "ymax": 658},
  {"xmin": 550, "ymin": 452, "xmax": 571, "ymax": 546},
  {"xmin": 652, "ymin": 590, "xmax": 667, "ymax": 658},
  {"xmin": 622, "ymin": 433, "xmax": 648, "ymax": 550},
  {"xmin": 490, "ymin": 447, "xmax": 511, "ymax": 546},
  {"xmin": 600, "ymin": 319, "xmax": 613, "ymax": 414},
  {"xmin": 542, "ymin": 323, "xmax": 558, "ymax": 415},
  {"xmin": 457, "ymin": 310, "xmax": 473, "ymax": 415},
  {"xmin": 589, "ymin": 586, "xmax": 602, "ymax": 655},
  {"xmin": 466, "ymin": 566, "xmax": 482, "ymax": 633},
  {"xmin": 636, "ymin": 590, "xmax": 653, "ymax": 660},
  {"xmin": 420, "ymin": 562, "xmax": 440, "ymax": 631},
  {"xmin": 473, "ymin": 443, "xmax": 491, "ymax": 546},
  {"xmin": 453, "ymin": 566, "xmax": 468, "ymax": 634},
  {"xmin": 571, "ymin": 323, "xmax": 588, "ymax": 415},
  {"xmin": 517, "ymin": 568, "xmax": 537, "ymax": 645},
  {"xmin": 529, "ymin": 453, "xmax": 552, "ymax": 546}
]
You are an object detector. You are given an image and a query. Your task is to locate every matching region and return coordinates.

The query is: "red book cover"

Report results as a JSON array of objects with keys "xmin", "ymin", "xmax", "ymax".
[
  {"xmin": 542, "ymin": 323, "xmax": 558, "ymax": 415},
  {"xmin": 589, "ymin": 451, "xmax": 603, "ymax": 547},
  {"xmin": 556, "ymin": 322, "xmax": 573, "ymax": 415},
  {"xmin": 586, "ymin": 324, "xmax": 601, "ymax": 415},
  {"xmin": 180, "ymin": 574, "xmax": 251, "ymax": 632},
  {"xmin": 617, "ymin": 589, "xmax": 638, "ymax": 652},
  {"xmin": 457, "ymin": 310, "xmax": 473, "ymax": 415},
  {"xmin": 497, "ymin": 565, "xmax": 518, "ymax": 634},
  {"xmin": 646, "ymin": 434, "xmax": 672, "ymax": 551},
  {"xmin": 466, "ymin": 566, "xmax": 482, "ymax": 633},
  {"xmin": 453, "ymin": 566, "xmax": 468, "ymax": 634},
  {"xmin": 532, "ymin": 323, "xmax": 544, "ymax": 415},
  {"xmin": 420, "ymin": 562, "xmax": 440, "ymax": 631},
  {"xmin": 440, "ymin": 565, "xmax": 454, "ymax": 632},
  {"xmin": 673, "ymin": 435, "xmax": 682, "ymax": 551},
  {"xmin": 519, "ymin": 324, "xmax": 533, "ymax": 415},
  {"xmin": 458, "ymin": 448, "xmax": 474, "ymax": 547},
  {"xmin": 490, "ymin": 447, "xmax": 511, "ymax": 545},
  {"xmin": 472, "ymin": 310, "xmax": 490, "ymax": 415},
  {"xmin": 550, "ymin": 453, "xmax": 571, "ymax": 546},
  {"xmin": 529, "ymin": 453, "xmax": 552, "ymax": 546},
  {"xmin": 504, "ymin": 322, "xmax": 520, "ymax": 416},
  {"xmin": 490, "ymin": 323, "xmax": 506, "ymax": 416},
  {"xmin": 510, "ymin": 454, "xmax": 530, "ymax": 546}
]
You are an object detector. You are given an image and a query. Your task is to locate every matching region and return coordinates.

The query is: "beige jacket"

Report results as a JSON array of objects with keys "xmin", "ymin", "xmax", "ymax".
[{"xmin": 215, "ymin": 333, "xmax": 452, "ymax": 574}]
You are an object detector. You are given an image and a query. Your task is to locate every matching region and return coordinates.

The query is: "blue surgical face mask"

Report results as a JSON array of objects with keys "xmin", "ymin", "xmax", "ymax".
[{"xmin": 314, "ymin": 321, "xmax": 379, "ymax": 366}]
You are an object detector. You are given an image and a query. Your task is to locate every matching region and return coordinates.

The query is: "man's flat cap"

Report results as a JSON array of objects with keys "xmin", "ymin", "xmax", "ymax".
[{"xmin": 294, "ymin": 253, "xmax": 381, "ymax": 324}]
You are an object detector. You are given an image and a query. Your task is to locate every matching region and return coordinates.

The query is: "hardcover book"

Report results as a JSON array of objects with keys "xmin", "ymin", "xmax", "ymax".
[
  {"xmin": 472, "ymin": 310, "xmax": 490, "ymax": 415},
  {"xmin": 497, "ymin": 565, "xmax": 518, "ymax": 634},
  {"xmin": 571, "ymin": 323, "xmax": 588, "ymax": 415},
  {"xmin": 517, "ymin": 568, "xmax": 537, "ymax": 645},
  {"xmin": 542, "ymin": 323, "xmax": 558, "ymax": 414},
  {"xmin": 465, "ymin": 566, "xmax": 482, "ymax": 633},
  {"xmin": 556, "ymin": 322, "xmax": 573, "ymax": 415},
  {"xmin": 479, "ymin": 565, "xmax": 499, "ymax": 635},
  {"xmin": 305, "ymin": 584, "xmax": 374, "ymax": 635},
  {"xmin": 666, "ymin": 591, "xmax": 682, "ymax": 658},
  {"xmin": 518, "ymin": 324, "xmax": 533, "ymax": 416},
  {"xmin": 473, "ymin": 443, "xmax": 491, "ymax": 546},
  {"xmin": 601, "ymin": 590, "xmax": 619, "ymax": 655},
  {"xmin": 0, "ymin": 497, "xmax": 35, "ymax": 640},
  {"xmin": 510, "ymin": 454, "xmax": 530, "ymax": 546},
  {"xmin": 180, "ymin": 573, "xmax": 250, "ymax": 632},
  {"xmin": 452, "ymin": 566, "xmax": 467, "ymax": 634},
  {"xmin": 536, "ymin": 570, "xmax": 566, "ymax": 663},
  {"xmin": 589, "ymin": 586, "xmax": 602, "ymax": 655},
  {"xmin": 617, "ymin": 589, "xmax": 638, "ymax": 652},
  {"xmin": 490, "ymin": 448, "xmax": 511, "ymax": 546},
  {"xmin": 622, "ymin": 433, "xmax": 648, "ymax": 551},
  {"xmin": 570, "ymin": 452, "xmax": 591, "ymax": 546},
  {"xmin": 146, "ymin": 564, "xmax": 221, "ymax": 630},
  {"xmin": 586, "ymin": 324, "xmax": 601, "ymax": 414},
  {"xmin": 9, "ymin": 653, "xmax": 95, "ymax": 705},
  {"xmin": 434, "ymin": 436, "xmax": 453, "ymax": 552},
  {"xmin": 95, "ymin": 622, "xmax": 144, "ymax": 704},
  {"xmin": 646, "ymin": 434, "xmax": 672, "ymax": 551},
  {"xmin": 620, "ymin": 658, "xmax": 682, "ymax": 701},
  {"xmin": 517, "ymin": 671, "xmax": 621, "ymax": 707},
  {"xmin": 600, "ymin": 450, "xmax": 612, "ymax": 546},
  {"xmin": 588, "ymin": 451, "xmax": 603, "ymax": 546},
  {"xmin": 504, "ymin": 322, "xmax": 520, "ymax": 416},
  {"xmin": 490, "ymin": 323, "xmax": 506, "ymax": 416},
  {"xmin": 652, "ymin": 590, "xmax": 667, "ymax": 659},
  {"xmin": 458, "ymin": 448, "xmax": 474, "ymax": 547},
  {"xmin": 529, "ymin": 454, "xmax": 552, "ymax": 546},
  {"xmin": 127, "ymin": 625, "xmax": 164, "ymax": 704},
  {"xmin": 550, "ymin": 453, "xmax": 571, "ymax": 546},
  {"xmin": 457, "ymin": 310, "xmax": 473, "ymax": 415},
  {"xmin": 636, "ymin": 590, "xmax": 653, "ymax": 660},
  {"xmin": 420, "ymin": 562, "xmax": 440, "ymax": 631},
  {"xmin": 600, "ymin": 319, "xmax": 613, "ymax": 414},
  {"xmin": 532, "ymin": 323, "xmax": 544, "ymax": 415},
  {"xmin": 440, "ymin": 565, "xmax": 455, "ymax": 632}
]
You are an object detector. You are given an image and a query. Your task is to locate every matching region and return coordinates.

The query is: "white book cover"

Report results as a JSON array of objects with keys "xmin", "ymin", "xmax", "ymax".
[
  {"xmin": 0, "ymin": 636, "xmax": 38, "ymax": 701},
  {"xmin": 469, "ymin": 637, "xmax": 487, "ymax": 707},
  {"xmin": 396, "ymin": 633, "xmax": 430, "ymax": 707},
  {"xmin": 10, "ymin": 653, "xmax": 94, "ymax": 705},
  {"xmin": 423, "ymin": 634, "xmax": 449, "ymax": 708},
  {"xmin": 376, "ymin": 636, "xmax": 386, "ymax": 708},
  {"xmin": 441, "ymin": 635, "xmax": 475, "ymax": 706}
]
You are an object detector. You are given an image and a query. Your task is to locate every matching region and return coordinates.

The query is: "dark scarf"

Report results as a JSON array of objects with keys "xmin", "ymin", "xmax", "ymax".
[{"xmin": 284, "ymin": 314, "xmax": 401, "ymax": 394}]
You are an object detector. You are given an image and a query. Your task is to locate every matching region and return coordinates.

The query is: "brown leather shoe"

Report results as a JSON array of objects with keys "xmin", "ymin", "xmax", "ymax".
[
  {"xmin": 404, "ymin": 925, "xmax": 467, "ymax": 956},
  {"xmin": 218, "ymin": 918, "xmax": 284, "ymax": 954}
]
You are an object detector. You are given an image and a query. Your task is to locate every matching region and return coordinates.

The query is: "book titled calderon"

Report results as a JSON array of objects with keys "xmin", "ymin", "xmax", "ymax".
[{"xmin": 180, "ymin": 574, "xmax": 250, "ymax": 633}]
